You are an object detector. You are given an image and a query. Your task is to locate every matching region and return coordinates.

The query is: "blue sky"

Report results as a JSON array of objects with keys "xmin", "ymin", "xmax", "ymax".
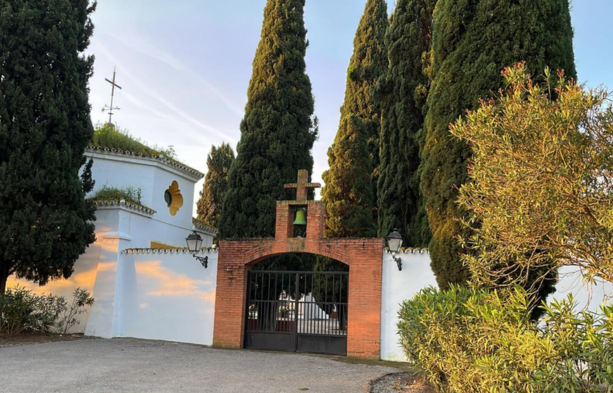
[{"xmin": 88, "ymin": 0, "xmax": 613, "ymax": 201}]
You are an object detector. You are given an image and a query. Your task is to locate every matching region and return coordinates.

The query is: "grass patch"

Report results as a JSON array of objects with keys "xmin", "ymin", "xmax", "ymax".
[
  {"xmin": 91, "ymin": 124, "xmax": 178, "ymax": 162},
  {"xmin": 89, "ymin": 185, "xmax": 145, "ymax": 206},
  {"xmin": 90, "ymin": 125, "xmax": 203, "ymax": 175}
]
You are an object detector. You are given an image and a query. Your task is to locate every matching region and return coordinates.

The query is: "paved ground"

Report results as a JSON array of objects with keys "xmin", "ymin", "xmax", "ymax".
[{"xmin": 0, "ymin": 338, "xmax": 399, "ymax": 393}]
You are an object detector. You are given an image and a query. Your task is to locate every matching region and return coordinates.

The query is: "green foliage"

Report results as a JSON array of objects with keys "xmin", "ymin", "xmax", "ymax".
[
  {"xmin": 377, "ymin": 0, "xmax": 436, "ymax": 247},
  {"xmin": 532, "ymin": 300, "xmax": 613, "ymax": 392},
  {"xmin": 92, "ymin": 124, "xmax": 178, "ymax": 161},
  {"xmin": 0, "ymin": 286, "xmax": 63, "ymax": 335},
  {"xmin": 421, "ymin": 0, "xmax": 577, "ymax": 289},
  {"xmin": 196, "ymin": 143, "xmax": 235, "ymax": 228},
  {"xmin": 322, "ymin": 115, "xmax": 377, "ymax": 237},
  {"xmin": 322, "ymin": 0, "xmax": 387, "ymax": 237},
  {"xmin": 453, "ymin": 65, "xmax": 613, "ymax": 308},
  {"xmin": 56, "ymin": 288, "xmax": 95, "ymax": 335},
  {"xmin": 0, "ymin": 0, "xmax": 98, "ymax": 294},
  {"xmin": 252, "ymin": 254, "xmax": 317, "ymax": 272},
  {"xmin": 92, "ymin": 125, "xmax": 157, "ymax": 155},
  {"xmin": 0, "ymin": 286, "xmax": 94, "ymax": 336},
  {"xmin": 398, "ymin": 286, "xmax": 613, "ymax": 393},
  {"xmin": 219, "ymin": 0, "xmax": 318, "ymax": 239},
  {"xmin": 90, "ymin": 185, "xmax": 143, "ymax": 205}
]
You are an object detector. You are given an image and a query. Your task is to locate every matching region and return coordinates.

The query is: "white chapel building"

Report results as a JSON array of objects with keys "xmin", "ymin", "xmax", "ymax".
[{"xmin": 9, "ymin": 144, "xmax": 219, "ymax": 345}]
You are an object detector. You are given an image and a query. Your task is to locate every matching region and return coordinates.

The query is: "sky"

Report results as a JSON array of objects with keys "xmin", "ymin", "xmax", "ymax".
[{"xmin": 87, "ymin": 0, "xmax": 613, "ymax": 203}]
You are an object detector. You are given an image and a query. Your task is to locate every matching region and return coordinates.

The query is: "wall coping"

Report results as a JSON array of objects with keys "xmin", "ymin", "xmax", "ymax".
[
  {"xmin": 220, "ymin": 237, "xmax": 386, "ymax": 243},
  {"xmin": 192, "ymin": 218, "xmax": 218, "ymax": 236},
  {"xmin": 93, "ymin": 200, "xmax": 157, "ymax": 217},
  {"xmin": 85, "ymin": 146, "xmax": 205, "ymax": 181},
  {"xmin": 122, "ymin": 248, "xmax": 217, "ymax": 255},
  {"xmin": 385, "ymin": 248, "xmax": 430, "ymax": 254}
]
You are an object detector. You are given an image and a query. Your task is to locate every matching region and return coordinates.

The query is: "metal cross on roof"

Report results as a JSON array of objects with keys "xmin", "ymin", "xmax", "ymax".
[
  {"xmin": 103, "ymin": 67, "xmax": 122, "ymax": 125},
  {"xmin": 284, "ymin": 169, "xmax": 321, "ymax": 203}
]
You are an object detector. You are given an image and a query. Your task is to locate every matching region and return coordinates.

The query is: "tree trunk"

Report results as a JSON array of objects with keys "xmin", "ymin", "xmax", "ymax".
[{"xmin": 0, "ymin": 263, "xmax": 9, "ymax": 295}]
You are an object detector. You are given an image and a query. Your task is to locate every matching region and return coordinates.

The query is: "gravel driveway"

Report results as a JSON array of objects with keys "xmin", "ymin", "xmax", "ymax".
[{"xmin": 0, "ymin": 338, "xmax": 398, "ymax": 393}]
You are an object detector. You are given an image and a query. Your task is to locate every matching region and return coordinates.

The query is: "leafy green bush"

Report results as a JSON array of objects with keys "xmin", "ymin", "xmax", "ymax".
[
  {"xmin": 398, "ymin": 286, "xmax": 612, "ymax": 392},
  {"xmin": 90, "ymin": 185, "xmax": 143, "ymax": 205},
  {"xmin": 532, "ymin": 300, "xmax": 613, "ymax": 392},
  {"xmin": 0, "ymin": 286, "xmax": 95, "ymax": 336},
  {"xmin": 0, "ymin": 287, "xmax": 64, "ymax": 335}
]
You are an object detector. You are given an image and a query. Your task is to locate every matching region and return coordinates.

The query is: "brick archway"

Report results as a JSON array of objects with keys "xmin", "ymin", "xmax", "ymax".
[{"xmin": 213, "ymin": 171, "xmax": 384, "ymax": 359}]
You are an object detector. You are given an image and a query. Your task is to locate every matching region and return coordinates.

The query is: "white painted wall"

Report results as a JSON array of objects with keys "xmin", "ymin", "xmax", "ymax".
[
  {"xmin": 86, "ymin": 151, "xmax": 206, "ymax": 248},
  {"xmin": 83, "ymin": 234, "xmax": 128, "ymax": 338},
  {"xmin": 551, "ymin": 265, "xmax": 612, "ymax": 314},
  {"xmin": 8, "ymin": 151, "xmax": 214, "ymax": 334},
  {"xmin": 88, "ymin": 154, "xmax": 158, "ymax": 207},
  {"xmin": 379, "ymin": 253, "xmax": 613, "ymax": 362},
  {"xmin": 121, "ymin": 251, "xmax": 218, "ymax": 345},
  {"xmin": 86, "ymin": 249, "xmax": 218, "ymax": 346},
  {"xmin": 6, "ymin": 242, "xmax": 103, "ymax": 334},
  {"xmin": 380, "ymin": 250, "xmax": 438, "ymax": 362},
  {"xmin": 95, "ymin": 205, "xmax": 213, "ymax": 249}
]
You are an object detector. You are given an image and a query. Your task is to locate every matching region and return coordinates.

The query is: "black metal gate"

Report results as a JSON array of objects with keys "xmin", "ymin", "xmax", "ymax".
[{"xmin": 244, "ymin": 271, "xmax": 348, "ymax": 356}]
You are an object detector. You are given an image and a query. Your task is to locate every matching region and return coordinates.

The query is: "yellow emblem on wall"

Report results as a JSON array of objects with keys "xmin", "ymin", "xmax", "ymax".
[{"xmin": 164, "ymin": 180, "xmax": 183, "ymax": 216}]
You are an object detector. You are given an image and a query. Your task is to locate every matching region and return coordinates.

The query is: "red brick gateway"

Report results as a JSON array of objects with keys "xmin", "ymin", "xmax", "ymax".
[{"xmin": 212, "ymin": 170, "xmax": 384, "ymax": 359}]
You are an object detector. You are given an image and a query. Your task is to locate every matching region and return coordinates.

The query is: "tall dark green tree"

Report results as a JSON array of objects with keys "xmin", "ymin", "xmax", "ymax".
[
  {"xmin": 322, "ymin": 0, "xmax": 388, "ymax": 238},
  {"xmin": 219, "ymin": 0, "xmax": 317, "ymax": 239},
  {"xmin": 377, "ymin": 0, "xmax": 436, "ymax": 247},
  {"xmin": 196, "ymin": 143, "xmax": 235, "ymax": 228},
  {"xmin": 0, "ymin": 0, "xmax": 97, "ymax": 294},
  {"xmin": 421, "ymin": 0, "xmax": 576, "ymax": 289}
]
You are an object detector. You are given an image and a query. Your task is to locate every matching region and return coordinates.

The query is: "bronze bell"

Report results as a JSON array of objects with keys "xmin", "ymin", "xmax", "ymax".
[{"xmin": 293, "ymin": 208, "xmax": 307, "ymax": 226}]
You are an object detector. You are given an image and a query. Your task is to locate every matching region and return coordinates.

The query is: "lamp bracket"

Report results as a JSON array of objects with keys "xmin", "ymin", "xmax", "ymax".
[
  {"xmin": 192, "ymin": 254, "xmax": 208, "ymax": 269},
  {"xmin": 391, "ymin": 254, "xmax": 402, "ymax": 271}
]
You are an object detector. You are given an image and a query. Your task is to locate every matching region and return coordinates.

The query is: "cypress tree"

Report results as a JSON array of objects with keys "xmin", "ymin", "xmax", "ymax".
[
  {"xmin": 196, "ymin": 143, "xmax": 235, "ymax": 228},
  {"xmin": 377, "ymin": 0, "xmax": 436, "ymax": 247},
  {"xmin": 421, "ymin": 0, "xmax": 576, "ymax": 289},
  {"xmin": 219, "ymin": 0, "xmax": 317, "ymax": 239},
  {"xmin": 0, "ymin": 0, "xmax": 97, "ymax": 294},
  {"xmin": 321, "ymin": 0, "xmax": 388, "ymax": 238}
]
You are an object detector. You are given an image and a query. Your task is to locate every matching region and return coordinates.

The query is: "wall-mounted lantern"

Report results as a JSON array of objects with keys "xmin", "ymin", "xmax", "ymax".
[
  {"xmin": 186, "ymin": 231, "xmax": 208, "ymax": 268},
  {"xmin": 386, "ymin": 229, "xmax": 403, "ymax": 271}
]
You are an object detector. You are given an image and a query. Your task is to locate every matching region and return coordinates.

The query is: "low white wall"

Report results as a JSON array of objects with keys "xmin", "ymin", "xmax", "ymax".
[
  {"xmin": 8, "ymin": 205, "xmax": 214, "ymax": 336},
  {"xmin": 379, "ymin": 253, "xmax": 612, "ymax": 362},
  {"xmin": 380, "ymin": 250, "xmax": 438, "ymax": 362},
  {"xmin": 551, "ymin": 265, "xmax": 612, "ymax": 314},
  {"xmin": 6, "ymin": 242, "xmax": 103, "ymax": 334},
  {"xmin": 86, "ymin": 249, "xmax": 218, "ymax": 346}
]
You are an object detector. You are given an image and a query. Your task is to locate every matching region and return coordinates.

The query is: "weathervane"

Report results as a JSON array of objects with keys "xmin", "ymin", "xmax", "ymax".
[{"xmin": 102, "ymin": 67, "xmax": 122, "ymax": 125}]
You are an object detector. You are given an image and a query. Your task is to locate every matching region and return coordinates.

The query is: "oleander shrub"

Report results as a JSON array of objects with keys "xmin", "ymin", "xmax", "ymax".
[
  {"xmin": 398, "ymin": 286, "xmax": 612, "ymax": 392},
  {"xmin": 0, "ymin": 286, "xmax": 94, "ymax": 336},
  {"xmin": 57, "ymin": 288, "xmax": 95, "ymax": 335},
  {"xmin": 531, "ymin": 300, "xmax": 613, "ymax": 392},
  {"xmin": 0, "ymin": 287, "xmax": 63, "ymax": 335}
]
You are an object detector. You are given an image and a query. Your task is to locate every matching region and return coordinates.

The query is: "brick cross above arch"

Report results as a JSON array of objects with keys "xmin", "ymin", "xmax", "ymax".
[{"xmin": 283, "ymin": 169, "xmax": 320, "ymax": 203}]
